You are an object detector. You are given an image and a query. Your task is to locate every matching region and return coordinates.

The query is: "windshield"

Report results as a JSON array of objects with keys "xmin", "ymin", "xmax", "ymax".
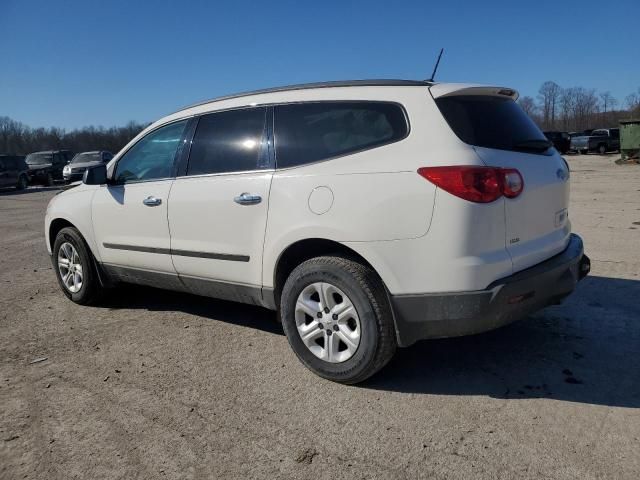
[
  {"xmin": 71, "ymin": 152, "xmax": 102, "ymax": 164},
  {"xmin": 435, "ymin": 95, "xmax": 552, "ymax": 154},
  {"xmin": 25, "ymin": 153, "xmax": 53, "ymax": 165}
]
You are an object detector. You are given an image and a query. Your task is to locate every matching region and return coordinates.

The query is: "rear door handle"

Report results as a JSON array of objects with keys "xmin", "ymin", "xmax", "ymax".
[
  {"xmin": 234, "ymin": 192, "xmax": 262, "ymax": 205},
  {"xmin": 143, "ymin": 196, "xmax": 162, "ymax": 206}
]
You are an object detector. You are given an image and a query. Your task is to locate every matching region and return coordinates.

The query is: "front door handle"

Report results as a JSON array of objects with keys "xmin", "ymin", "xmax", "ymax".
[
  {"xmin": 143, "ymin": 196, "xmax": 162, "ymax": 207},
  {"xmin": 234, "ymin": 192, "xmax": 262, "ymax": 205}
]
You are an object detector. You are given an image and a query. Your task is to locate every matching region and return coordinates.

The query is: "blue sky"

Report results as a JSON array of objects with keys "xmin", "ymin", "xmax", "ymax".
[{"xmin": 2, "ymin": 0, "xmax": 638, "ymax": 129}]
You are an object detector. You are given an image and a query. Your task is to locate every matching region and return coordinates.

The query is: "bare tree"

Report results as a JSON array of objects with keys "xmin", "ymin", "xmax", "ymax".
[
  {"xmin": 518, "ymin": 96, "xmax": 537, "ymax": 116},
  {"xmin": 538, "ymin": 81, "xmax": 561, "ymax": 130},
  {"xmin": 0, "ymin": 117, "xmax": 147, "ymax": 155},
  {"xmin": 559, "ymin": 87, "xmax": 578, "ymax": 131},
  {"xmin": 599, "ymin": 91, "xmax": 614, "ymax": 113},
  {"xmin": 625, "ymin": 92, "xmax": 640, "ymax": 116}
]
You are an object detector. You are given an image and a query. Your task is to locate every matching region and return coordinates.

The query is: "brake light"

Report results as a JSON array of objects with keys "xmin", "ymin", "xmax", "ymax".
[{"xmin": 417, "ymin": 166, "xmax": 524, "ymax": 203}]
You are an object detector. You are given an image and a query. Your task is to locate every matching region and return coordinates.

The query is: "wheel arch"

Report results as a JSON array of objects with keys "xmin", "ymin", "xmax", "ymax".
[
  {"xmin": 49, "ymin": 218, "xmax": 76, "ymax": 253},
  {"xmin": 272, "ymin": 238, "xmax": 383, "ymax": 309},
  {"xmin": 48, "ymin": 217, "xmax": 111, "ymax": 288}
]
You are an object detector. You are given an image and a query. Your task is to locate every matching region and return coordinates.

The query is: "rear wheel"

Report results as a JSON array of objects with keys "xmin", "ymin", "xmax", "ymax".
[
  {"xmin": 52, "ymin": 227, "xmax": 102, "ymax": 305},
  {"xmin": 280, "ymin": 256, "xmax": 396, "ymax": 384},
  {"xmin": 598, "ymin": 144, "xmax": 607, "ymax": 155},
  {"xmin": 15, "ymin": 174, "xmax": 28, "ymax": 190},
  {"xmin": 45, "ymin": 172, "xmax": 54, "ymax": 186}
]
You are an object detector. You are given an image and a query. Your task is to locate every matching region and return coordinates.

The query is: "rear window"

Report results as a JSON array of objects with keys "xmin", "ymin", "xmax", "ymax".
[
  {"xmin": 25, "ymin": 153, "xmax": 53, "ymax": 164},
  {"xmin": 435, "ymin": 95, "xmax": 552, "ymax": 154},
  {"xmin": 274, "ymin": 102, "xmax": 408, "ymax": 168}
]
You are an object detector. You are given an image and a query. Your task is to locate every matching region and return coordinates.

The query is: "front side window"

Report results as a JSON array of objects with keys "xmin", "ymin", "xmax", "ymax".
[
  {"xmin": 274, "ymin": 102, "xmax": 409, "ymax": 168},
  {"xmin": 186, "ymin": 107, "xmax": 268, "ymax": 176},
  {"xmin": 114, "ymin": 120, "xmax": 188, "ymax": 183}
]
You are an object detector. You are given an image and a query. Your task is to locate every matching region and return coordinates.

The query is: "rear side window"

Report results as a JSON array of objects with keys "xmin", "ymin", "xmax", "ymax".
[
  {"xmin": 187, "ymin": 107, "xmax": 268, "ymax": 176},
  {"xmin": 274, "ymin": 102, "xmax": 408, "ymax": 168},
  {"xmin": 436, "ymin": 95, "xmax": 552, "ymax": 154}
]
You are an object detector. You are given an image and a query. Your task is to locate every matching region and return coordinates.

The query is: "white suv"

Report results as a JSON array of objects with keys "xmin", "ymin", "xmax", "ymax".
[{"xmin": 45, "ymin": 80, "xmax": 590, "ymax": 383}]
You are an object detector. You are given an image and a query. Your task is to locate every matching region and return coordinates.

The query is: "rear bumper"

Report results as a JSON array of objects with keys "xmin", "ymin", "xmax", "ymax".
[{"xmin": 390, "ymin": 234, "xmax": 589, "ymax": 347}]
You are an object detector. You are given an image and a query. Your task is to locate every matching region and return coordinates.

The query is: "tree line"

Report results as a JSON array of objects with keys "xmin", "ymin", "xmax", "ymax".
[
  {"xmin": 0, "ymin": 116, "xmax": 147, "ymax": 156},
  {"xmin": 3, "ymin": 83, "xmax": 640, "ymax": 156},
  {"xmin": 518, "ymin": 81, "xmax": 640, "ymax": 132}
]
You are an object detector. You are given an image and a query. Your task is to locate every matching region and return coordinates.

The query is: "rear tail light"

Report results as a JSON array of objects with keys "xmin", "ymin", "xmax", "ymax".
[{"xmin": 417, "ymin": 166, "xmax": 524, "ymax": 203}]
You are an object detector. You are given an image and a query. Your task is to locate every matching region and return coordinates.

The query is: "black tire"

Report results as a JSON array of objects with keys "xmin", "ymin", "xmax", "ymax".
[
  {"xmin": 15, "ymin": 174, "xmax": 28, "ymax": 190},
  {"xmin": 280, "ymin": 256, "xmax": 396, "ymax": 384},
  {"xmin": 52, "ymin": 227, "xmax": 102, "ymax": 305},
  {"xmin": 45, "ymin": 172, "xmax": 54, "ymax": 186},
  {"xmin": 598, "ymin": 144, "xmax": 607, "ymax": 155}
]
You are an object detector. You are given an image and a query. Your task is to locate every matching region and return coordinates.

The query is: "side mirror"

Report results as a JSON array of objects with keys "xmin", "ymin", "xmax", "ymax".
[{"xmin": 83, "ymin": 164, "xmax": 108, "ymax": 185}]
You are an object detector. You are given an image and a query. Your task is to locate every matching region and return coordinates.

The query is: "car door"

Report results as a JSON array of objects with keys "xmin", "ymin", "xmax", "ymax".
[
  {"xmin": 167, "ymin": 107, "xmax": 273, "ymax": 303},
  {"xmin": 92, "ymin": 119, "xmax": 190, "ymax": 286}
]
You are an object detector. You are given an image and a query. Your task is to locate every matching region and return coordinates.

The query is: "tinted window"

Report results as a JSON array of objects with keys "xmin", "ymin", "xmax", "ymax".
[
  {"xmin": 274, "ymin": 102, "xmax": 408, "ymax": 168},
  {"xmin": 611, "ymin": 129, "xmax": 619, "ymax": 138},
  {"xmin": 187, "ymin": 108, "xmax": 267, "ymax": 175},
  {"xmin": 436, "ymin": 95, "xmax": 552, "ymax": 154},
  {"xmin": 71, "ymin": 152, "xmax": 102, "ymax": 164},
  {"xmin": 114, "ymin": 120, "xmax": 188, "ymax": 183},
  {"xmin": 26, "ymin": 153, "xmax": 53, "ymax": 165},
  {"xmin": 103, "ymin": 152, "xmax": 114, "ymax": 162}
]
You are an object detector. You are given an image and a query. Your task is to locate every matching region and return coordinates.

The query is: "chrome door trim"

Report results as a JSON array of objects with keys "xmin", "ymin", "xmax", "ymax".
[{"xmin": 103, "ymin": 243, "xmax": 250, "ymax": 262}]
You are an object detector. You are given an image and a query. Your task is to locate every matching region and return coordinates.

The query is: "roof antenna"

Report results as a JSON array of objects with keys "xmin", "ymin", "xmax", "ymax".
[{"xmin": 427, "ymin": 48, "xmax": 444, "ymax": 82}]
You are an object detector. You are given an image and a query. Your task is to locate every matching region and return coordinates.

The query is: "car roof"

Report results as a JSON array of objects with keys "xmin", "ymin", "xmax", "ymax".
[
  {"xmin": 29, "ymin": 150, "xmax": 71, "ymax": 155},
  {"xmin": 177, "ymin": 79, "xmax": 433, "ymax": 113}
]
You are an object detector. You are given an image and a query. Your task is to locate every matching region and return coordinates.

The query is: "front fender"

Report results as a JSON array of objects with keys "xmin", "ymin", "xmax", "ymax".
[{"xmin": 45, "ymin": 187, "xmax": 99, "ymax": 260}]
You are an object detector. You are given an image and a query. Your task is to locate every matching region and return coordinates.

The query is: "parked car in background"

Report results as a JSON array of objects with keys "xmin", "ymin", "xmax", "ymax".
[
  {"xmin": 0, "ymin": 154, "xmax": 29, "ymax": 190},
  {"xmin": 25, "ymin": 150, "xmax": 74, "ymax": 185},
  {"xmin": 570, "ymin": 129, "xmax": 620, "ymax": 155},
  {"xmin": 543, "ymin": 131, "xmax": 571, "ymax": 154},
  {"xmin": 45, "ymin": 79, "xmax": 589, "ymax": 383},
  {"xmin": 63, "ymin": 151, "xmax": 114, "ymax": 183}
]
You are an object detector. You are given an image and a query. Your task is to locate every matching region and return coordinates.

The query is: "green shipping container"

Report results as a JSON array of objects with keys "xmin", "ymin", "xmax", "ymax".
[{"xmin": 620, "ymin": 119, "xmax": 640, "ymax": 160}]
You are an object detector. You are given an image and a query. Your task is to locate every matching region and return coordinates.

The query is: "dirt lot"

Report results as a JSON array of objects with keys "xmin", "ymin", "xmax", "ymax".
[{"xmin": 1, "ymin": 154, "xmax": 639, "ymax": 480}]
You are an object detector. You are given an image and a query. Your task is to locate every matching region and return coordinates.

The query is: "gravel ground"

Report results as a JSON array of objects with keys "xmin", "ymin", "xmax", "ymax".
[{"xmin": 1, "ymin": 154, "xmax": 639, "ymax": 480}]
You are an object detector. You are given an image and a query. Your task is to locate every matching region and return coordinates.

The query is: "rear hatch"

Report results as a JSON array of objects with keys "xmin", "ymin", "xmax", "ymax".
[{"xmin": 431, "ymin": 86, "xmax": 571, "ymax": 273}]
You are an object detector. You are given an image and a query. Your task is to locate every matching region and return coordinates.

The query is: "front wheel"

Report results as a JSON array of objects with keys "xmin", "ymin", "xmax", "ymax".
[
  {"xmin": 52, "ymin": 227, "xmax": 102, "ymax": 305},
  {"xmin": 280, "ymin": 256, "xmax": 396, "ymax": 384}
]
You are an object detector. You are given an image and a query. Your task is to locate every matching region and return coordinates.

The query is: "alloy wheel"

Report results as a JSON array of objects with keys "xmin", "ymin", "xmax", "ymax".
[
  {"xmin": 57, "ymin": 242, "xmax": 83, "ymax": 293},
  {"xmin": 295, "ymin": 282, "xmax": 361, "ymax": 363}
]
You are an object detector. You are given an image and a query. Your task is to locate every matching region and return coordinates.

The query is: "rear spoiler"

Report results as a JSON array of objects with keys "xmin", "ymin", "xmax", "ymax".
[{"xmin": 429, "ymin": 84, "xmax": 519, "ymax": 101}]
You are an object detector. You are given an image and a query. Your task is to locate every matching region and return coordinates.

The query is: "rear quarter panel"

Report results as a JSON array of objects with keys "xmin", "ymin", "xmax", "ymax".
[{"xmin": 261, "ymin": 86, "xmax": 484, "ymax": 289}]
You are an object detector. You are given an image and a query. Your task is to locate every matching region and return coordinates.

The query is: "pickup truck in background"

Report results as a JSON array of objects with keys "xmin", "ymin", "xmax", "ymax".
[{"xmin": 570, "ymin": 128, "xmax": 620, "ymax": 155}]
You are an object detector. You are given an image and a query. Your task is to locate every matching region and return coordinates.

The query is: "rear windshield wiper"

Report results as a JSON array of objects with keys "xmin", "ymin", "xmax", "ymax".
[{"xmin": 511, "ymin": 139, "xmax": 553, "ymax": 152}]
